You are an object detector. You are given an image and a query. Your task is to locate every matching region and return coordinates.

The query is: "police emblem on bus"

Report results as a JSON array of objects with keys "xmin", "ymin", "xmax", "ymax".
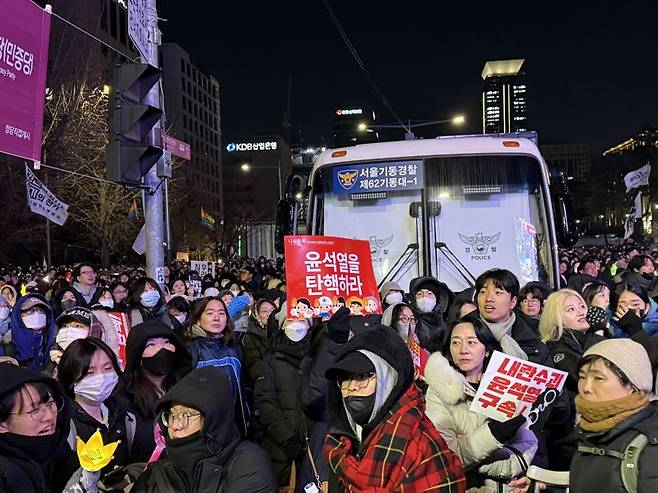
[
  {"xmin": 336, "ymin": 170, "xmax": 359, "ymax": 190},
  {"xmin": 458, "ymin": 232, "xmax": 501, "ymax": 254}
]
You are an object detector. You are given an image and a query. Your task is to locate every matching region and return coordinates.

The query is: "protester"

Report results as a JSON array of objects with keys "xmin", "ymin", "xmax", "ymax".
[
  {"xmin": 1, "ymin": 285, "xmax": 17, "ymax": 307},
  {"xmin": 425, "ymin": 314, "xmax": 537, "ymax": 491},
  {"xmin": 167, "ymin": 295, "xmax": 190, "ymax": 335},
  {"xmin": 609, "ymin": 283, "xmax": 658, "ymax": 337},
  {"xmin": 0, "ymin": 295, "xmax": 11, "ymax": 344},
  {"xmin": 72, "ymin": 262, "xmax": 98, "ymax": 307},
  {"xmin": 324, "ymin": 324, "xmax": 466, "ymax": 492},
  {"xmin": 408, "ymin": 276, "xmax": 453, "ymax": 352},
  {"xmin": 121, "ymin": 320, "xmax": 192, "ymax": 462},
  {"xmin": 5, "ymin": 294, "xmax": 57, "ymax": 370},
  {"xmin": 45, "ymin": 307, "xmax": 94, "ymax": 376},
  {"xmin": 253, "ymin": 311, "xmax": 311, "ymax": 487},
  {"xmin": 57, "ymin": 337, "xmax": 138, "ymax": 479},
  {"xmin": 620, "ymin": 254, "xmax": 657, "ymax": 293},
  {"xmin": 242, "ymin": 299, "xmax": 276, "ymax": 384},
  {"xmin": 110, "ymin": 281, "xmax": 130, "ymax": 307},
  {"xmin": 581, "ymin": 280, "xmax": 611, "ymax": 332},
  {"xmin": 379, "ymin": 281, "xmax": 405, "ymax": 309},
  {"xmin": 128, "ymin": 277, "xmax": 173, "ymax": 328},
  {"xmin": 131, "ymin": 366, "xmax": 276, "ymax": 492},
  {"xmin": 184, "ymin": 297, "xmax": 249, "ymax": 436},
  {"xmin": 518, "ymin": 281, "xmax": 551, "ymax": 321},
  {"xmin": 51, "ymin": 286, "xmax": 86, "ymax": 319}
]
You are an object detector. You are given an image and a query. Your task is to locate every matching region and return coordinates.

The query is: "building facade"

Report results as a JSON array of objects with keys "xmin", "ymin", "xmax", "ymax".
[
  {"xmin": 160, "ymin": 43, "xmax": 223, "ymax": 216},
  {"xmin": 481, "ymin": 59, "xmax": 528, "ymax": 134},
  {"xmin": 540, "ymin": 143, "xmax": 591, "ymax": 182}
]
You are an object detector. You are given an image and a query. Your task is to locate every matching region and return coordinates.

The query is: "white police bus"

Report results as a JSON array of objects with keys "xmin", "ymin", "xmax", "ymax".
[{"xmin": 277, "ymin": 132, "xmax": 576, "ymax": 293}]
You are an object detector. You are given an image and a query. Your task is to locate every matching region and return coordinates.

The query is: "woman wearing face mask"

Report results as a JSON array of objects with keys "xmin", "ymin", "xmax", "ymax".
[
  {"xmin": 121, "ymin": 320, "xmax": 193, "ymax": 462},
  {"xmin": 540, "ymin": 289, "xmax": 607, "ymax": 393},
  {"xmin": 129, "ymin": 277, "xmax": 174, "ymax": 329},
  {"xmin": 0, "ymin": 295, "xmax": 12, "ymax": 345},
  {"xmin": 379, "ymin": 281, "xmax": 405, "ymax": 309},
  {"xmin": 184, "ymin": 297, "xmax": 249, "ymax": 436},
  {"xmin": 44, "ymin": 307, "xmax": 93, "ymax": 376},
  {"xmin": 324, "ymin": 324, "xmax": 466, "ymax": 492},
  {"xmin": 243, "ymin": 299, "xmax": 277, "ymax": 385},
  {"xmin": 620, "ymin": 254, "xmax": 657, "ymax": 293},
  {"xmin": 51, "ymin": 287, "xmax": 86, "ymax": 319},
  {"xmin": 57, "ymin": 337, "xmax": 137, "ymax": 479},
  {"xmin": 253, "ymin": 310, "xmax": 311, "ymax": 488},
  {"xmin": 0, "ymin": 364, "xmax": 100, "ymax": 493},
  {"xmin": 408, "ymin": 276, "xmax": 454, "ymax": 353},
  {"xmin": 5, "ymin": 294, "xmax": 56, "ymax": 371},
  {"xmin": 425, "ymin": 314, "xmax": 536, "ymax": 492},
  {"xmin": 1, "ymin": 285, "xmax": 17, "ymax": 308},
  {"xmin": 582, "ymin": 281, "xmax": 611, "ymax": 333},
  {"xmin": 167, "ymin": 295, "xmax": 190, "ymax": 336}
]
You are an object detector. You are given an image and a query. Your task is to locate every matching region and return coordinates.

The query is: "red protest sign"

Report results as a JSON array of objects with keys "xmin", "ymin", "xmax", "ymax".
[
  {"xmin": 284, "ymin": 235, "xmax": 382, "ymax": 318},
  {"xmin": 106, "ymin": 312, "xmax": 131, "ymax": 370}
]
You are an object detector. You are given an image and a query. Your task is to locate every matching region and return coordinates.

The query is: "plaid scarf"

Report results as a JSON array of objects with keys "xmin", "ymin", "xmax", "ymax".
[{"xmin": 325, "ymin": 384, "xmax": 465, "ymax": 493}]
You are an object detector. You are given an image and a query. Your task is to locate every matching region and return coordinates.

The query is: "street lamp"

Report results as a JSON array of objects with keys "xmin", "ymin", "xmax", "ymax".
[
  {"xmin": 357, "ymin": 114, "xmax": 466, "ymax": 140},
  {"xmin": 240, "ymin": 163, "xmax": 250, "ymax": 172}
]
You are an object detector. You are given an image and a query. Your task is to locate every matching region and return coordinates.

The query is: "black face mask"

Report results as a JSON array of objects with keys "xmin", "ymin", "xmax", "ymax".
[
  {"xmin": 142, "ymin": 348, "xmax": 176, "ymax": 376},
  {"xmin": 344, "ymin": 394, "xmax": 375, "ymax": 426},
  {"xmin": 60, "ymin": 299, "xmax": 75, "ymax": 311},
  {"xmin": 642, "ymin": 272, "xmax": 654, "ymax": 281}
]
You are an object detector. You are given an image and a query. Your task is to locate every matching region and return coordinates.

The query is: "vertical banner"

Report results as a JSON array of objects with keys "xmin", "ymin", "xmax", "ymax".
[
  {"xmin": 0, "ymin": 0, "xmax": 51, "ymax": 161},
  {"xmin": 470, "ymin": 351, "xmax": 567, "ymax": 422},
  {"xmin": 284, "ymin": 235, "xmax": 382, "ymax": 318}
]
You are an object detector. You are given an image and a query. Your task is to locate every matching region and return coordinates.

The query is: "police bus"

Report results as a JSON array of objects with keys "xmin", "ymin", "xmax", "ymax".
[{"xmin": 277, "ymin": 132, "xmax": 576, "ymax": 293}]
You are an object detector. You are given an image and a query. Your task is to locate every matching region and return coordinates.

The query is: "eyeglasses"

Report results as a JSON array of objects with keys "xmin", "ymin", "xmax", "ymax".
[
  {"xmin": 399, "ymin": 315, "xmax": 416, "ymax": 324},
  {"xmin": 521, "ymin": 298, "xmax": 540, "ymax": 305},
  {"xmin": 161, "ymin": 411, "xmax": 202, "ymax": 428},
  {"xmin": 10, "ymin": 399, "xmax": 62, "ymax": 421},
  {"xmin": 336, "ymin": 373, "xmax": 376, "ymax": 391}
]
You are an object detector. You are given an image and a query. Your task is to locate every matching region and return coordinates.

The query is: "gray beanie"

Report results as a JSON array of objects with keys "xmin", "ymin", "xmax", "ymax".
[{"xmin": 583, "ymin": 339, "xmax": 653, "ymax": 393}]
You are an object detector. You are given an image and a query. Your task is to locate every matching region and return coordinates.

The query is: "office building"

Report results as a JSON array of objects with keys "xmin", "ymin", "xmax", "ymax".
[
  {"xmin": 540, "ymin": 143, "xmax": 591, "ymax": 182},
  {"xmin": 481, "ymin": 59, "xmax": 528, "ymax": 134},
  {"xmin": 332, "ymin": 107, "xmax": 378, "ymax": 148},
  {"xmin": 160, "ymin": 43, "xmax": 223, "ymax": 216}
]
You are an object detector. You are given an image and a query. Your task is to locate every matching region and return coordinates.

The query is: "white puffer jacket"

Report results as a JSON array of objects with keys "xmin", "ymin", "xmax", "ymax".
[{"xmin": 425, "ymin": 351, "xmax": 537, "ymax": 493}]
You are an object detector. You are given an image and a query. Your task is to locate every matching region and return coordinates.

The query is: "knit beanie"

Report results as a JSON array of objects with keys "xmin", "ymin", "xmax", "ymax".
[
  {"xmin": 380, "ymin": 281, "xmax": 403, "ymax": 298},
  {"xmin": 583, "ymin": 339, "xmax": 653, "ymax": 393}
]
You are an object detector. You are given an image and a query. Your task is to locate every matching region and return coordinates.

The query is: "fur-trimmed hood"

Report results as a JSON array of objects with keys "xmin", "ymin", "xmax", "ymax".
[{"xmin": 424, "ymin": 351, "xmax": 475, "ymax": 406}]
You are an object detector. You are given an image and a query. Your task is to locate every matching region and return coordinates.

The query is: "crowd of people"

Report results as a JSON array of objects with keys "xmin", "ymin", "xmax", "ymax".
[{"xmin": 1, "ymin": 241, "xmax": 658, "ymax": 492}]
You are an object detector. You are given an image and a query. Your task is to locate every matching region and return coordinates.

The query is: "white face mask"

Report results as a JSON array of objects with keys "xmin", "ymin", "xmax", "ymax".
[
  {"xmin": 416, "ymin": 297, "xmax": 437, "ymax": 313},
  {"xmin": 74, "ymin": 372, "xmax": 118, "ymax": 404},
  {"xmin": 385, "ymin": 292, "xmax": 404, "ymax": 305},
  {"xmin": 56, "ymin": 326, "xmax": 89, "ymax": 350},
  {"xmin": 284, "ymin": 321, "xmax": 309, "ymax": 342},
  {"xmin": 140, "ymin": 291, "xmax": 160, "ymax": 308},
  {"xmin": 174, "ymin": 314, "xmax": 186, "ymax": 324},
  {"xmin": 0, "ymin": 307, "xmax": 9, "ymax": 321},
  {"xmin": 397, "ymin": 322, "xmax": 410, "ymax": 341},
  {"xmin": 22, "ymin": 312, "xmax": 47, "ymax": 330},
  {"xmin": 99, "ymin": 298, "xmax": 114, "ymax": 309}
]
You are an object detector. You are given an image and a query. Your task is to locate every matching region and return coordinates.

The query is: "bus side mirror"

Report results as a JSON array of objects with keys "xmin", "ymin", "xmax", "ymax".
[
  {"xmin": 549, "ymin": 166, "xmax": 578, "ymax": 247},
  {"xmin": 275, "ymin": 198, "xmax": 296, "ymax": 254}
]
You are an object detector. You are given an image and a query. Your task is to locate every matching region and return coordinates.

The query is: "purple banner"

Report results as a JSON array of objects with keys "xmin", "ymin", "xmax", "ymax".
[{"xmin": 0, "ymin": 0, "xmax": 51, "ymax": 161}]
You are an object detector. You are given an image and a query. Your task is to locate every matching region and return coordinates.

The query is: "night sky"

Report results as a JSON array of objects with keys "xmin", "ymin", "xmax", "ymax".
[{"xmin": 159, "ymin": 1, "xmax": 658, "ymax": 153}]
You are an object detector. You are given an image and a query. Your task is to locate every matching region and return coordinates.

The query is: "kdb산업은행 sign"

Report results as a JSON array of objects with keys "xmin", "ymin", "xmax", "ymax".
[
  {"xmin": 284, "ymin": 235, "xmax": 381, "ymax": 319},
  {"xmin": 470, "ymin": 351, "xmax": 567, "ymax": 422}
]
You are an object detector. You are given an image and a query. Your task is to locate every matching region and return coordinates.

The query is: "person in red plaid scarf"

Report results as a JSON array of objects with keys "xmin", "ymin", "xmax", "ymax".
[{"xmin": 324, "ymin": 324, "xmax": 466, "ymax": 493}]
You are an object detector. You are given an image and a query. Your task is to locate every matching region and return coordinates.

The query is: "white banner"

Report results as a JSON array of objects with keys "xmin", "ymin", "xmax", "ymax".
[
  {"xmin": 128, "ymin": 0, "xmax": 151, "ymax": 62},
  {"xmin": 624, "ymin": 163, "xmax": 651, "ymax": 192},
  {"xmin": 470, "ymin": 351, "xmax": 567, "ymax": 422},
  {"xmin": 190, "ymin": 260, "xmax": 216, "ymax": 278},
  {"xmin": 25, "ymin": 165, "xmax": 69, "ymax": 225}
]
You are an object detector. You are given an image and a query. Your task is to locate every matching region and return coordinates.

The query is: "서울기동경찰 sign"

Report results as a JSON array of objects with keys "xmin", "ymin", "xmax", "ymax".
[{"xmin": 332, "ymin": 160, "xmax": 424, "ymax": 195}]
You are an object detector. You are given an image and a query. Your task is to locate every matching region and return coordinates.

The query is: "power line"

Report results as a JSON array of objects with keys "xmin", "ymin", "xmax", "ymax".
[
  {"xmin": 50, "ymin": 9, "xmax": 140, "ymax": 63},
  {"xmin": 320, "ymin": 0, "xmax": 410, "ymax": 133}
]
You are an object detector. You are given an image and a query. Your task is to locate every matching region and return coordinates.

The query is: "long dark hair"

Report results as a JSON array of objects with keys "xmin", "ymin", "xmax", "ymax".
[
  {"xmin": 390, "ymin": 302, "xmax": 413, "ymax": 328},
  {"xmin": 129, "ymin": 277, "xmax": 164, "ymax": 309},
  {"xmin": 443, "ymin": 313, "xmax": 502, "ymax": 373},
  {"xmin": 185, "ymin": 296, "xmax": 235, "ymax": 344},
  {"xmin": 57, "ymin": 337, "xmax": 123, "ymax": 398}
]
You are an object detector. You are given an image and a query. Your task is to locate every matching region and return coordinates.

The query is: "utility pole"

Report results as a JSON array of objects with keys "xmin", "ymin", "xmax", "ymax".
[{"xmin": 143, "ymin": 0, "xmax": 165, "ymax": 284}]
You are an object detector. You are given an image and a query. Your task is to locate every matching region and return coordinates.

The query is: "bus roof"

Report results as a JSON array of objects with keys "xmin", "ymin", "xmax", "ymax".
[{"xmin": 312, "ymin": 133, "xmax": 544, "ymax": 172}]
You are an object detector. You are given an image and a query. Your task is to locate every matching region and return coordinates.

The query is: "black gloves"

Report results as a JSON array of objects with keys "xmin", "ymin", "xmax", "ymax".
[
  {"xmin": 617, "ymin": 309, "xmax": 643, "ymax": 336},
  {"xmin": 488, "ymin": 414, "xmax": 526, "ymax": 443},
  {"xmin": 328, "ymin": 307, "xmax": 351, "ymax": 344}
]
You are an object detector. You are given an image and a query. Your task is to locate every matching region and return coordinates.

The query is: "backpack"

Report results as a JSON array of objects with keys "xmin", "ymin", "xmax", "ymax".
[{"xmin": 577, "ymin": 432, "xmax": 650, "ymax": 493}]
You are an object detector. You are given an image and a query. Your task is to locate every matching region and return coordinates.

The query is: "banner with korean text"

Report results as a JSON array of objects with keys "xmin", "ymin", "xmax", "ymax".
[
  {"xmin": 470, "ymin": 351, "xmax": 567, "ymax": 422},
  {"xmin": 285, "ymin": 235, "xmax": 382, "ymax": 318},
  {"xmin": 0, "ymin": 0, "xmax": 51, "ymax": 161},
  {"xmin": 25, "ymin": 164, "xmax": 69, "ymax": 225},
  {"xmin": 106, "ymin": 312, "xmax": 131, "ymax": 370}
]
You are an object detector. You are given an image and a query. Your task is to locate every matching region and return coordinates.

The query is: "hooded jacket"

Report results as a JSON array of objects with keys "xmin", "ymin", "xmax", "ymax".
[
  {"xmin": 50, "ymin": 287, "xmax": 86, "ymax": 319},
  {"xmin": 424, "ymin": 352, "xmax": 537, "ymax": 493},
  {"xmin": 120, "ymin": 320, "xmax": 193, "ymax": 462},
  {"xmin": 132, "ymin": 366, "xmax": 276, "ymax": 493},
  {"xmin": 409, "ymin": 276, "xmax": 454, "ymax": 353},
  {"xmin": 324, "ymin": 325, "xmax": 465, "ymax": 493},
  {"xmin": 0, "ymin": 365, "xmax": 79, "ymax": 493},
  {"xmin": 609, "ymin": 297, "xmax": 658, "ymax": 337},
  {"xmin": 6, "ymin": 294, "xmax": 56, "ymax": 370},
  {"xmin": 242, "ymin": 315, "xmax": 270, "ymax": 385}
]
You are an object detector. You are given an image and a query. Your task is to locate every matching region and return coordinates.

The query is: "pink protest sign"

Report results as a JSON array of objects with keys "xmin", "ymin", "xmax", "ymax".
[
  {"xmin": 0, "ymin": 0, "xmax": 51, "ymax": 161},
  {"xmin": 470, "ymin": 351, "xmax": 567, "ymax": 422}
]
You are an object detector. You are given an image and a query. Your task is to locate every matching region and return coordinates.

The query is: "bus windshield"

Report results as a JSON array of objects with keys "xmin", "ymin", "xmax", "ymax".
[{"xmin": 312, "ymin": 154, "xmax": 553, "ymax": 292}]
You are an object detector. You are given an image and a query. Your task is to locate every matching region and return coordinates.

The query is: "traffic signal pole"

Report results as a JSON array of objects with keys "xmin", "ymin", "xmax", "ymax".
[{"xmin": 143, "ymin": 0, "xmax": 165, "ymax": 284}]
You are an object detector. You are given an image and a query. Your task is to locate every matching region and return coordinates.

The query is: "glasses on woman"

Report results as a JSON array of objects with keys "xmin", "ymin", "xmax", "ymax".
[
  {"xmin": 10, "ymin": 398, "xmax": 63, "ymax": 421},
  {"xmin": 399, "ymin": 315, "xmax": 416, "ymax": 324},
  {"xmin": 336, "ymin": 372, "xmax": 376, "ymax": 391},
  {"xmin": 521, "ymin": 298, "xmax": 540, "ymax": 305},
  {"xmin": 161, "ymin": 411, "xmax": 202, "ymax": 428}
]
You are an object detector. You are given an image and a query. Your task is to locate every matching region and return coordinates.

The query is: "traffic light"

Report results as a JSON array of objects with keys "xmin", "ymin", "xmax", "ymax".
[{"xmin": 107, "ymin": 63, "xmax": 163, "ymax": 185}]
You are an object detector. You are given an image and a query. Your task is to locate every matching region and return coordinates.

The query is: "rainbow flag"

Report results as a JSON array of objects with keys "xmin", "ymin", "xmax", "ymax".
[
  {"xmin": 128, "ymin": 199, "xmax": 142, "ymax": 222},
  {"xmin": 201, "ymin": 207, "xmax": 216, "ymax": 231}
]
